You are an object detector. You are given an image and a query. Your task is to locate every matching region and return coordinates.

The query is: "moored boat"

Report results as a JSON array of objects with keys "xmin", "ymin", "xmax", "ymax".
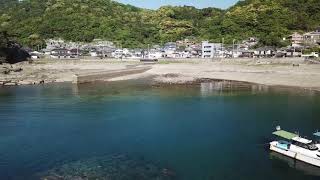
[{"xmin": 270, "ymin": 127, "xmax": 320, "ymax": 167}]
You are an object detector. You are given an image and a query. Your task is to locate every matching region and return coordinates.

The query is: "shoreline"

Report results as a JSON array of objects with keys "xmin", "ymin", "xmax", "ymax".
[
  {"xmin": 151, "ymin": 78, "xmax": 320, "ymax": 95},
  {"xmin": 1, "ymin": 58, "xmax": 320, "ymax": 91}
]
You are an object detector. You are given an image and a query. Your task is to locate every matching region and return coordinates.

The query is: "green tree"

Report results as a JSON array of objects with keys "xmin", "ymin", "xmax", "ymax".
[{"xmin": 0, "ymin": 0, "xmax": 320, "ymax": 48}]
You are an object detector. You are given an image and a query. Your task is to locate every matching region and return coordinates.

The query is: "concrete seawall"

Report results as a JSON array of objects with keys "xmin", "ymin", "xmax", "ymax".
[{"xmin": 73, "ymin": 67, "xmax": 151, "ymax": 84}]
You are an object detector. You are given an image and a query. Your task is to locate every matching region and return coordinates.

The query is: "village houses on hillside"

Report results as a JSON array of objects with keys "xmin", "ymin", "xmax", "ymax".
[{"xmin": 29, "ymin": 28, "xmax": 320, "ymax": 60}]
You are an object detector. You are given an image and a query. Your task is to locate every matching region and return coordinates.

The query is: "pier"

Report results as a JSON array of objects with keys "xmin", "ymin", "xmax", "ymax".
[{"xmin": 73, "ymin": 66, "xmax": 151, "ymax": 84}]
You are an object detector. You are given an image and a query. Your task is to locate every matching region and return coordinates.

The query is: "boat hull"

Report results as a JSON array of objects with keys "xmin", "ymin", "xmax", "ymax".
[
  {"xmin": 270, "ymin": 142, "xmax": 320, "ymax": 167},
  {"xmin": 270, "ymin": 144, "xmax": 296, "ymax": 158}
]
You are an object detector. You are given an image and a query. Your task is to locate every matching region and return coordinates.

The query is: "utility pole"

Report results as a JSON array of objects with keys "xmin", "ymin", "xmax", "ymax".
[
  {"xmin": 237, "ymin": 41, "xmax": 239, "ymax": 54},
  {"xmin": 233, "ymin": 39, "xmax": 236, "ymax": 58},
  {"xmin": 102, "ymin": 46, "xmax": 105, "ymax": 59},
  {"xmin": 222, "ymin": 38, "xmax": 225, "ymax": 58},
  {"xmin": 222, "ymin": 38, "xmax": 224, "ymax": 51},
  {"xmin": 77, "ymin": 45, "xmax": 79, "ymax": 58},
  {"xmin": 148, "ymin": 44, "xmax": 150, "ymax": 59}
]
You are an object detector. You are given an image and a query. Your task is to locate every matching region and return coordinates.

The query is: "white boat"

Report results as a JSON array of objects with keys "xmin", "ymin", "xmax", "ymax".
[{"xmin": 270, "ymin": 127, "xmax": 320, "ymax": 167}]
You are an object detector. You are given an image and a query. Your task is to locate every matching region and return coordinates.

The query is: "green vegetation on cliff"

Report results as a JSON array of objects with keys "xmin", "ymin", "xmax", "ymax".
[{"xmin": 0, "ymin": 0, "xmax": 320, "ymax": 48}]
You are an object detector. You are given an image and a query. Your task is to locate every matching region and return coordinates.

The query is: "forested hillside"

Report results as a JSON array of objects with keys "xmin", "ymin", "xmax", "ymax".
[{"xmin": 0, "ymin": 0, "xmax": 320, "ymax": 48}]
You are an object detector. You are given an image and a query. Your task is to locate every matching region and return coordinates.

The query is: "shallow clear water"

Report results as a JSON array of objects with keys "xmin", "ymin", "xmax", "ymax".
[{"xmin": 1, "ymin": 81, "xmax": 320, "ymax": 180}]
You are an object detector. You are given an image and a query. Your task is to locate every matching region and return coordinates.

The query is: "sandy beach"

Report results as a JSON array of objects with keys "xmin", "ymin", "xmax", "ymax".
[{"xmin": 1, "ymin": 58, "xmax": 320, "ymax": 90}]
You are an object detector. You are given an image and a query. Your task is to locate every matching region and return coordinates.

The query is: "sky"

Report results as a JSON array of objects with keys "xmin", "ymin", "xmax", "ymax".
[{"xmin": 117, "ymin": 0, "xmax": 239, "ymax": 10}]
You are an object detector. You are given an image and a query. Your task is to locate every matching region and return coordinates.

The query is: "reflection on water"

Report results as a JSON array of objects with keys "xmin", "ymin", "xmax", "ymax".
[
  {"xmin": 1, "ymin": 79, "xmax": 319, "ymax": 99},
  {"xmin": 200, "ymin": 80, "xmax": 318, "ymax": 97},
  {"xmin": 251, "ymin": 84, "xmax": 270, "ymax": 94},
  {"xmin": 270, "ymin": 152, "xmax": 320, "ymax": 177},
  {"xmin": 68, "ymin": 78, "xmax": 320, "ymax": 99},
  {"xmin": 200, "ymin": 80, "xmax": 267, "ymax": 96},
  {"xmin": 200, "ymin": 82, "xmax": 224, "ymax": 96}
]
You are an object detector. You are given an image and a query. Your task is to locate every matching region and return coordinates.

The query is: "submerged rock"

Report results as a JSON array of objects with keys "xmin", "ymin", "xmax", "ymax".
[{"xmin": 38, "ymin": 154, "xmax": 177, "ymax": 180}]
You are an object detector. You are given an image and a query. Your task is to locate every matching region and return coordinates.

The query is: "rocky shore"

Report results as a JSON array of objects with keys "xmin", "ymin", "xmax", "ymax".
[
  {"xmin": 1, "ymin": 58, "xmax": 320, "ymax": 91},
  {"xmin": 0, "ymin": 60, "xmax": 131, "ymax": 86}
]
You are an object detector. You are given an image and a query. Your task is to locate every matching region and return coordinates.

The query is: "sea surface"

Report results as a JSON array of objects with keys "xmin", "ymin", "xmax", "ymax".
[{"xmin": 0, "ymin": 80, "xmax": 320, "ymax": 180}]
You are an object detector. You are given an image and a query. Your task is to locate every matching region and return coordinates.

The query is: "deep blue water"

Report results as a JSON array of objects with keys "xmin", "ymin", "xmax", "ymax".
[{"xmin": 0, "ymin": 81, "xmax": 320, "ymax": 180}]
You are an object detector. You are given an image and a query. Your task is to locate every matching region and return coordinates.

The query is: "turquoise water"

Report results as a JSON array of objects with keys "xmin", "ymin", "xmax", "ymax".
[{"xmin": 0, "ymin": 81, "xmax": 320, "ymax": 180}]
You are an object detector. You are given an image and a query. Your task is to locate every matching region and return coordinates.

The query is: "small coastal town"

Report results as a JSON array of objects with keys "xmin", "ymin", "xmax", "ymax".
[{"xmin": 28, "ymin": 27, "xmax": 320, "ymax": 60}]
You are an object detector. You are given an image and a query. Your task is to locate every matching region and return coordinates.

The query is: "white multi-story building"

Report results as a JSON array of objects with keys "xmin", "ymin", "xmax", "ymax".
[{"xmin": 202, "ymin": 41, "xmax": 222, "ymax": 58}]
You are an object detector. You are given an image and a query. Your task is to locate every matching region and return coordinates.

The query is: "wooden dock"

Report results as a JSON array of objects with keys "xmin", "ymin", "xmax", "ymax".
[{"xmin": 73, "ymin": 67, "xmax": 151, "ymax": 84}]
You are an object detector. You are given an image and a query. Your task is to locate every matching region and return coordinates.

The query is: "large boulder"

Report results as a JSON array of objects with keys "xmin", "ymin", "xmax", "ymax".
[{"xmin": 0, "ymin": 46, "xmax": 30, "ymax": 64}]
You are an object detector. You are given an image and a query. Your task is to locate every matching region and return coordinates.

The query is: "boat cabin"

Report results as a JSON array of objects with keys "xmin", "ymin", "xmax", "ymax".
[
  {"xmin": 273, "ymin": 130, "xmax": 318, "ymax": 151},
  {"xmin": 292, "ymin": 137, "xmax": 318, "ymax": 151}
]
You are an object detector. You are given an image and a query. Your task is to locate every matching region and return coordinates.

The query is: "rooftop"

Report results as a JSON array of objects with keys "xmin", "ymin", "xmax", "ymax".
[
  {"xmin": 273, "ymin": 130, "xmax": 298, "ymax": 140},
  {"xmin": 304, "ymin": 31, "xmax": 320, "ymax": 36},
  {"xmin": 292, "ymin": 136, "xmax": 312, "ymax": 144}
]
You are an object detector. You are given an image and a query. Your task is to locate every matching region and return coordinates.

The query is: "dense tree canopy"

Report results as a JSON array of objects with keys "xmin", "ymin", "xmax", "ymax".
[{"xmin": 0, "ymin": 0, "xmax": 319, "ymax": 48}]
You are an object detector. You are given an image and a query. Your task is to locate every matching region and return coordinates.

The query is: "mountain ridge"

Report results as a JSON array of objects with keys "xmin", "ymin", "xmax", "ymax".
[{"xmin": 0, "ymin": 0, "xmax": 319, "ymax": 48}]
